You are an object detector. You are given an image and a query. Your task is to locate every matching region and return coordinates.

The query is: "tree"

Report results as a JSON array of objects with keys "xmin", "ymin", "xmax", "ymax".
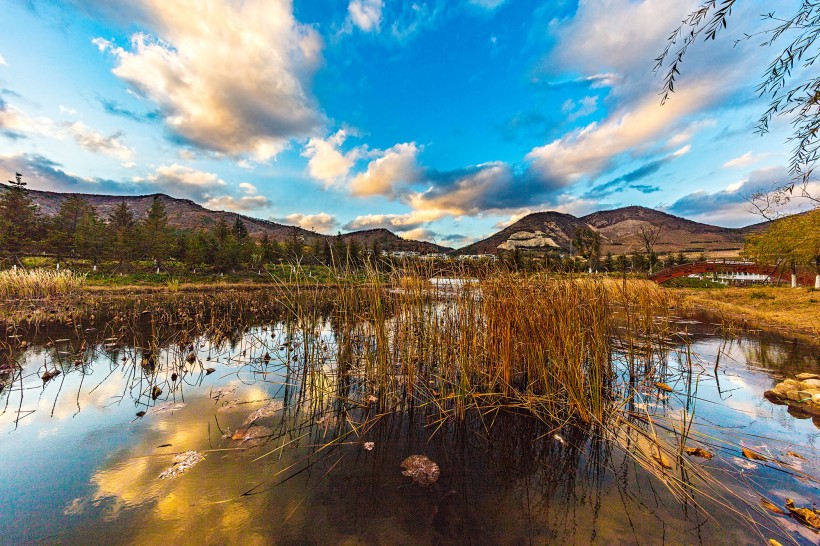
[
  {"xmin": 744, "ymin": 209, "xmax": 820, "ymax": 287},
  {"xmin": 636, "ymin": 224, "xmax": 662, "ymax": 273},
  {"xmin": 109, "ymin": 202, "xmax": 136, "ymax": 267},
  {"xmin": 140, "ymin": 196, "xmax": 173, "ymax": 272},
  {"xmin": 656, "ymin": 2, "xmax": 820, "ymax": 213},
  {"xmin": 74, "ymin": 209, "xmax": 106, "ymax": 265},
  {"xmin": 0, "ymin": 172, "xmax": 39, "ymax": 263},
  {"xmin": 573, "ymin": 227, "xmax": 602, "ymax": 272},
  {"xmin": 46, "ymin": 195, "xmax": 95, "ymax": 260}
]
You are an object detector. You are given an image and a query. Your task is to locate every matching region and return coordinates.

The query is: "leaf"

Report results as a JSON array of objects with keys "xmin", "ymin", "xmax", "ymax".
[
  {"xmin": 786, "ymin": 450, "xmax": 806, "ymax": 460},
  {"xmin": 363, "ymin": 441, "xmax": 375, "ymax": 451},
  {"xmin": 684, "ymin": 447, "xmax": 714, "ymax": 460},
  {"xmin": 759, "ymin": 498, "xmax": 785, "ymax": 515},
  {"xmin": 653, "ymin": 450, "xmax": 674, "ymax": 469},
  {"xmin": 401, "ymin": 455, "xmax": 440, "ymax": 486},
  {"xmin": 785, "ymin": 498, "xmax": 820, "ymax": 529},
  {"xmin": 205, "ymin": 367, "xmax": 216, "ymax": 375},
  {"xmin": 158, "ymin": 451, "xmax": 205, "ymax": 480},
  {"xmin": 151, "ymin": 385, "xmax": 162, "ymax": 400},
  {"xmin": 654, "ymin": 382, "xmax": 674, "ymax": 393},
  {"xmin": 42, "ymin": 369, "xmax": 61, "ymax": 382},
  {"xmin": 768, "ymin": 540, "xmax": 783, "ymax": 546},
  {"xmin": 135, "ymin": 411, "xmax": 146, "ymax": 417},
  {"xmin": 742, "ymin": 447, "xmax": 769, "ymax": 462}
]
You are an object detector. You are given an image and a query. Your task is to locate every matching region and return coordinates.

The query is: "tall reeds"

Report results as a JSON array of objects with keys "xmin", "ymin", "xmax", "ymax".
[{"xmin": 0, "ymin": 268, "xmax": 85, "ymax": 299}]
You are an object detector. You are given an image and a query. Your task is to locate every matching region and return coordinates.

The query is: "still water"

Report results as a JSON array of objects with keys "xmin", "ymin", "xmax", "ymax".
[{"xmin": 1, "ymin": 297, "xmax": 819, "ymax": 545}]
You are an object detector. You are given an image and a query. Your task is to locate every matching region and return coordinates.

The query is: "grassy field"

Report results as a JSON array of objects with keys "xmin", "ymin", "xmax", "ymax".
[{"xmin": 678, "ymin": 285, "xmax": 820, "ymax": 341}]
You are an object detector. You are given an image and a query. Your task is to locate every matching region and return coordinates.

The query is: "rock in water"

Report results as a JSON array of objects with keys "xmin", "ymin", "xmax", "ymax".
[{"xmin": 401, "ymin": 455, "xmax": 440, "ymax": 486}]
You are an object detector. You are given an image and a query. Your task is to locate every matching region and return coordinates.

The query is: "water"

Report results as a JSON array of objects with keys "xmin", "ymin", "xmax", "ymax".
[{"xmin": 1, "ymin": 295, "xmax": 819, "ymax": 544}]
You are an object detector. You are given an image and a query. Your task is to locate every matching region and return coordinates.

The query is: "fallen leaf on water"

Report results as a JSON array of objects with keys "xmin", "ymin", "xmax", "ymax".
[
  {"xmin": 241, "ymin": 400, "xmax": 284, "ymax": 426},
  {"xmin": 768, "ymin": 540, "xmax": 783, "ymax": 546},
  {"xmin": 785, "ymin": 498, "xmax": 820, "ymax": 529},
  {"xmin": 158, "ymin": 451, "xmax": 204, "ymax": 480},
  {"xmin": 205, "ymin": 368, "xmax": 216, "ymax": 375},
  {"xmin": 652, "ymin": 450, "xmax": 673, "ymax": 470},
  {"xmin": 42, "ymin": 369, "xmax": 61, "ymax": 382},
  {"xmin": 759, "ymin": 498, "xmax": 785, "ymax": 515},
  {"xmin": 152, "ymin": 401, "xmax": 186, "ymax": 414},
  {"xmin": 742, "ymin": 447, "xmax": 769, "ymax": 462},
  {"xmin": 401, "ymin": 455, "xmax": 440, "ymax": 486},
  {"xmin": 231, "ymin": 425, "xmax": 273, "ymax": 448},
  {"xmin": 135, "ymin": 411, "xmax": 146, "ymax": 417},
  {"xmin": 654, "ymin": 382, "xmax": 673, "ymax": 393},
  {"xmin": 787, "ymin": 450, "xmax": 807, "ymax": 460},
  {"xmin": 684, "ymin": 447, "xmax": 714, "ymax": 460},
  {"xmin": 363, "ymin": 441, "xmax": 375, "ymax": 451},
  {"xmin": 151, "ymin": 385, "xmax": 162, "ymax": 400},
  {"xmin": 156, "ymin": 444, "xmax": 172, "ymax": 448}
]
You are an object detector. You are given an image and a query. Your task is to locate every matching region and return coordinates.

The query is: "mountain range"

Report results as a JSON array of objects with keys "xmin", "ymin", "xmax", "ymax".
[{"xmin": 15, "ymin": 188, "xmax": 765, "ymax": 256}]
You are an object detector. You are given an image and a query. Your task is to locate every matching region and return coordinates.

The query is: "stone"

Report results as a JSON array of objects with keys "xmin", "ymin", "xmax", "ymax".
[
  {"xmin": 801, "ymin": 379, "xmax": 820, "ymax": 389},
  {"xmin": 812, "ymin": 393, "xmax": 820, "ymax": 405},
  {"xmin": 796, "ymin": 373, "xmax": 820, "ymax": 380},
  {"xmin": 787, "ymin": 390, "xmax": 802, "ymax": 401}
]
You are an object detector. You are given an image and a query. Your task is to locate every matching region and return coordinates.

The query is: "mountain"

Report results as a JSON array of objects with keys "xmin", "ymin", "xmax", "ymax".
[
  {"xmin": 338, "ymin": 229, "xmax": 449, "ymax": 254},
  {"xmin": 459, "ymin": 206, "xmax": 766, "ymax": 256},
  {"xmin": 15, "ymin": 188, "xmax": 452, "ymax": 252}
]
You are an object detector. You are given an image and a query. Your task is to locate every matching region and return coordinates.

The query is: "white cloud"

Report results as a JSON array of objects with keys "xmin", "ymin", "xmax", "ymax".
[
  {"xmin": 0, "ymin": 101, "xmax": 134, "ymax": 160},
  {"xmin": 722, "ymin": 152, "xmax": 763, "ymax": 169},
  {"xmin": 526, "ymin": 82, "xmax": 716, "ymax": 185},
  {"xmin": 302, "ymin": 130, "xmax": 359, "ymax": 185},
  {"xmin": 343, "ymin": 212, "xmax": 426, "ymax": 231},
  {"xmin": 350, "ymin": 142, "xmax": 420, "ymax": 197},
  {"xmin": 347, "ymin": 0, "xmax": 384, "ymax": 32},
  {"xmin": 147, "ymin": 164, "xmax": 226, "ymax": 191},
  {"xmin": 93, "ymin": 0, "xmax": 324, "ymax": 161},
  {"xmin": 561, "ymin": 96, "xmax": 598, "ymax": 122},
  {"xmin": 0, "ymin": 53, "xmax": 6, "ymax": 66},
  {"xmin": 276, "ymin": 213, "xmax": 338, "ymax": 234},
  {"xmin": 468, "ymin": 0, "xmax": 506, "ymax": 9},
  {"xmin": 239, "ymin": 182, "xmax": 258, "ymax": 195},
  {"xmin": 59, "ymin": 106, "xmax": 77, "ymax": 116},
  {"xmin": 203, "ymin": 194, "xmax": 270, "ymax": 212}
]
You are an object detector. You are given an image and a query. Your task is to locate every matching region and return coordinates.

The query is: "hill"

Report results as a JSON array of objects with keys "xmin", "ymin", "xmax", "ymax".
[
  {"xmin": 459, "ymin": 206, "xmax": 766, "ymax": 256},
  {"xmin": 14, "ymin": 188, "xmax": 451, "ymax": 253}
]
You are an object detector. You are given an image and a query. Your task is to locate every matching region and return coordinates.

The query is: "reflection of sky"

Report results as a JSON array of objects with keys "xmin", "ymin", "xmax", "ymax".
[{"xmin": 1, "ymin": 325, "xmax": 820, "ymax": 543}]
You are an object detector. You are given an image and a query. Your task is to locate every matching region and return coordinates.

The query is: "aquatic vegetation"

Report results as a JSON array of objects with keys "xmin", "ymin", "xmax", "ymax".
[{"xmin": 0, "ymin": 268, "xmax": 85, "ymax": 299}]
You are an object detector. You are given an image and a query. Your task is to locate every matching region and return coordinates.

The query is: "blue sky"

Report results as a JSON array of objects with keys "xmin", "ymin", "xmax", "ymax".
[{"xmin": 0, "ymin": 0, "xmax": 806, "ymax": 246}]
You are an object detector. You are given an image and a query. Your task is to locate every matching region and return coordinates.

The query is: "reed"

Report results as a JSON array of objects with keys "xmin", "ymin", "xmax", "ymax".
[{"xmin": 0, "ymin": 268, "xmax": 85, "ymax": 299}]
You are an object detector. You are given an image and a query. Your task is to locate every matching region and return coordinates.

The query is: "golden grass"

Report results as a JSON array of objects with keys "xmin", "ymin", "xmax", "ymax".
[
  {"xmin": 0, "ymin": 268, "xmax": 85, "ymax": 299},
  {"xmin": 678, "ymin": 285, "xmax": 820, "ymax": 341}
]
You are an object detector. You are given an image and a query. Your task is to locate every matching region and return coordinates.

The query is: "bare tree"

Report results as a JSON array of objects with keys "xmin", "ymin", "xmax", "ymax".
[{"xmin": 636, "ymin": 224, "xmax": 662, "ymax": 273}]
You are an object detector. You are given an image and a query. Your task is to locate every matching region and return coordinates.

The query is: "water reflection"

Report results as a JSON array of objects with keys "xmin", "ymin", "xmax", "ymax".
[{"xmin": 0, "ymin": 293, "xmax": 819, "ymax": 544}]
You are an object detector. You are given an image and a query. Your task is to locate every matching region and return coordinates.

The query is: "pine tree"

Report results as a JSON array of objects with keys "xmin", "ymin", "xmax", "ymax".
[
  {"xmin": 47, "ymin": 195, "xmax": 94, "ymax": 259},
  {"xmin": 141, "ymin": 196, "xmax": 172, "ymax": 271},
  {"xmin": 109, "ymin": 202, "xmax": 136, "ymax": 267},
  {"xmin": 0, "ymin": 172, "xmax": 39, "ymax": 262}
]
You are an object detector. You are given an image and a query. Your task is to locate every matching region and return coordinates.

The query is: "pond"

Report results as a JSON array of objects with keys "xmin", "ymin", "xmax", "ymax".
[{"xmin": 1, "ymin": 288, "xmax": 819, "ymax": 544}]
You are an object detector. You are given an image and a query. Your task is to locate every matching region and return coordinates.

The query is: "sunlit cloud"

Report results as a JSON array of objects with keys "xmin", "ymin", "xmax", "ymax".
[
  {"xmin": 273, "ymin": 212, "xmax": 338, "ymax": 234},
  {"xmin": 93, "ymin": 0, "xmax": 324, "ymax": 161},
  {"xmin": 347, "ymin": 0, "xmax": 384, "ymax": 32},
  {"xmin": 350, "ymin": 142, "xmax": 420, "ymax": 197}
]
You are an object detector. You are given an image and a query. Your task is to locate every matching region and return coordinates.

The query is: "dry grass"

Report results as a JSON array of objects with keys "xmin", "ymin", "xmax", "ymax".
[
  {"xmin": 0, "ymin": 268, "xmax": 85, "ymax": 300},
  {"xmin": 678, "ymin": 285, "xmax": 820, "ymax": 341}
]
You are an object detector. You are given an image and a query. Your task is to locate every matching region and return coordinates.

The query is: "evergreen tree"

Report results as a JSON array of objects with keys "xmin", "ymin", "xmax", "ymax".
[
  {"xmin": 0, "ymin": 172, "xmax": 39, "ymax": 262},
  {"xmin": 74, "ymin": 209, "xmax": 106, "ymax": 264},
  {"xmin": 109, "ymin": 202, "xmax": 136, "ymax": 267},
  {"xmin": 141, "ymin": 196, "xmax": 172, "ymax": 271},
  {"xmin": 47, "ymin": 195, "xmax": 93, "ymax": 259}
]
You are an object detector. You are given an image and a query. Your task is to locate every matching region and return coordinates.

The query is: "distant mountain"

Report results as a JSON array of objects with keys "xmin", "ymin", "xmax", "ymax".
[
  {"xmin": 338, "ymin": 229, "xmax": 450, "ymax": 254},
  {"xmin": 459, "ymin": 206, "xmax": 766, "ymax": 256},
  {"xmin": 15, "ymin": 188, "xmax": 452, "ymax": 252}
]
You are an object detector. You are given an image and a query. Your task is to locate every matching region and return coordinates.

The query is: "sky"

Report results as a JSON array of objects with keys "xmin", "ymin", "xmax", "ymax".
[{"xmin": 0, "ymin": 0, "xmax": 810, "ymax": 247}]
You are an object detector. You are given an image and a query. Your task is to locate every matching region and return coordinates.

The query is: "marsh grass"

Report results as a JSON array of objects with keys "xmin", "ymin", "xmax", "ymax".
[
  {"xmin": 0, "ymin": 268, "xmax": 85, "ymax": 299},
  {"xmin": 0, "ymin": 263, "xmax": 811, "ymax": 539}
]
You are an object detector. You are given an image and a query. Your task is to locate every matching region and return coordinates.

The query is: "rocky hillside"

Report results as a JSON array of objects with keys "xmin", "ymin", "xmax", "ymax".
[
  {"xmin": 459, "ymin": 206, "xmax": 766, "ymax": 256},
  {"xmin": 17, "ymin": 188, "xmax": 451, "ymax": 252}
]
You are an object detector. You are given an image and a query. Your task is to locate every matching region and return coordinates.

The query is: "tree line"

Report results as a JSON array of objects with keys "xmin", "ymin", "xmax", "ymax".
[{"xmin": 0, "ymin": 177, "xmax": 381, "ymax": 273}]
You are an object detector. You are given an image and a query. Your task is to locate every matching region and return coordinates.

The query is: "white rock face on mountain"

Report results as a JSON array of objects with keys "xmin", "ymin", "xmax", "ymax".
[{"xmin": 497, "ymin": 231, "xmax": 559, "ymax": 251}]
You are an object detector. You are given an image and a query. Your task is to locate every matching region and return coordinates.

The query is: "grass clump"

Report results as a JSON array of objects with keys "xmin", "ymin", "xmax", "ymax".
[{"xmin": 0, "ymin": 268, "xmax": 85, "ymax": 299}]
